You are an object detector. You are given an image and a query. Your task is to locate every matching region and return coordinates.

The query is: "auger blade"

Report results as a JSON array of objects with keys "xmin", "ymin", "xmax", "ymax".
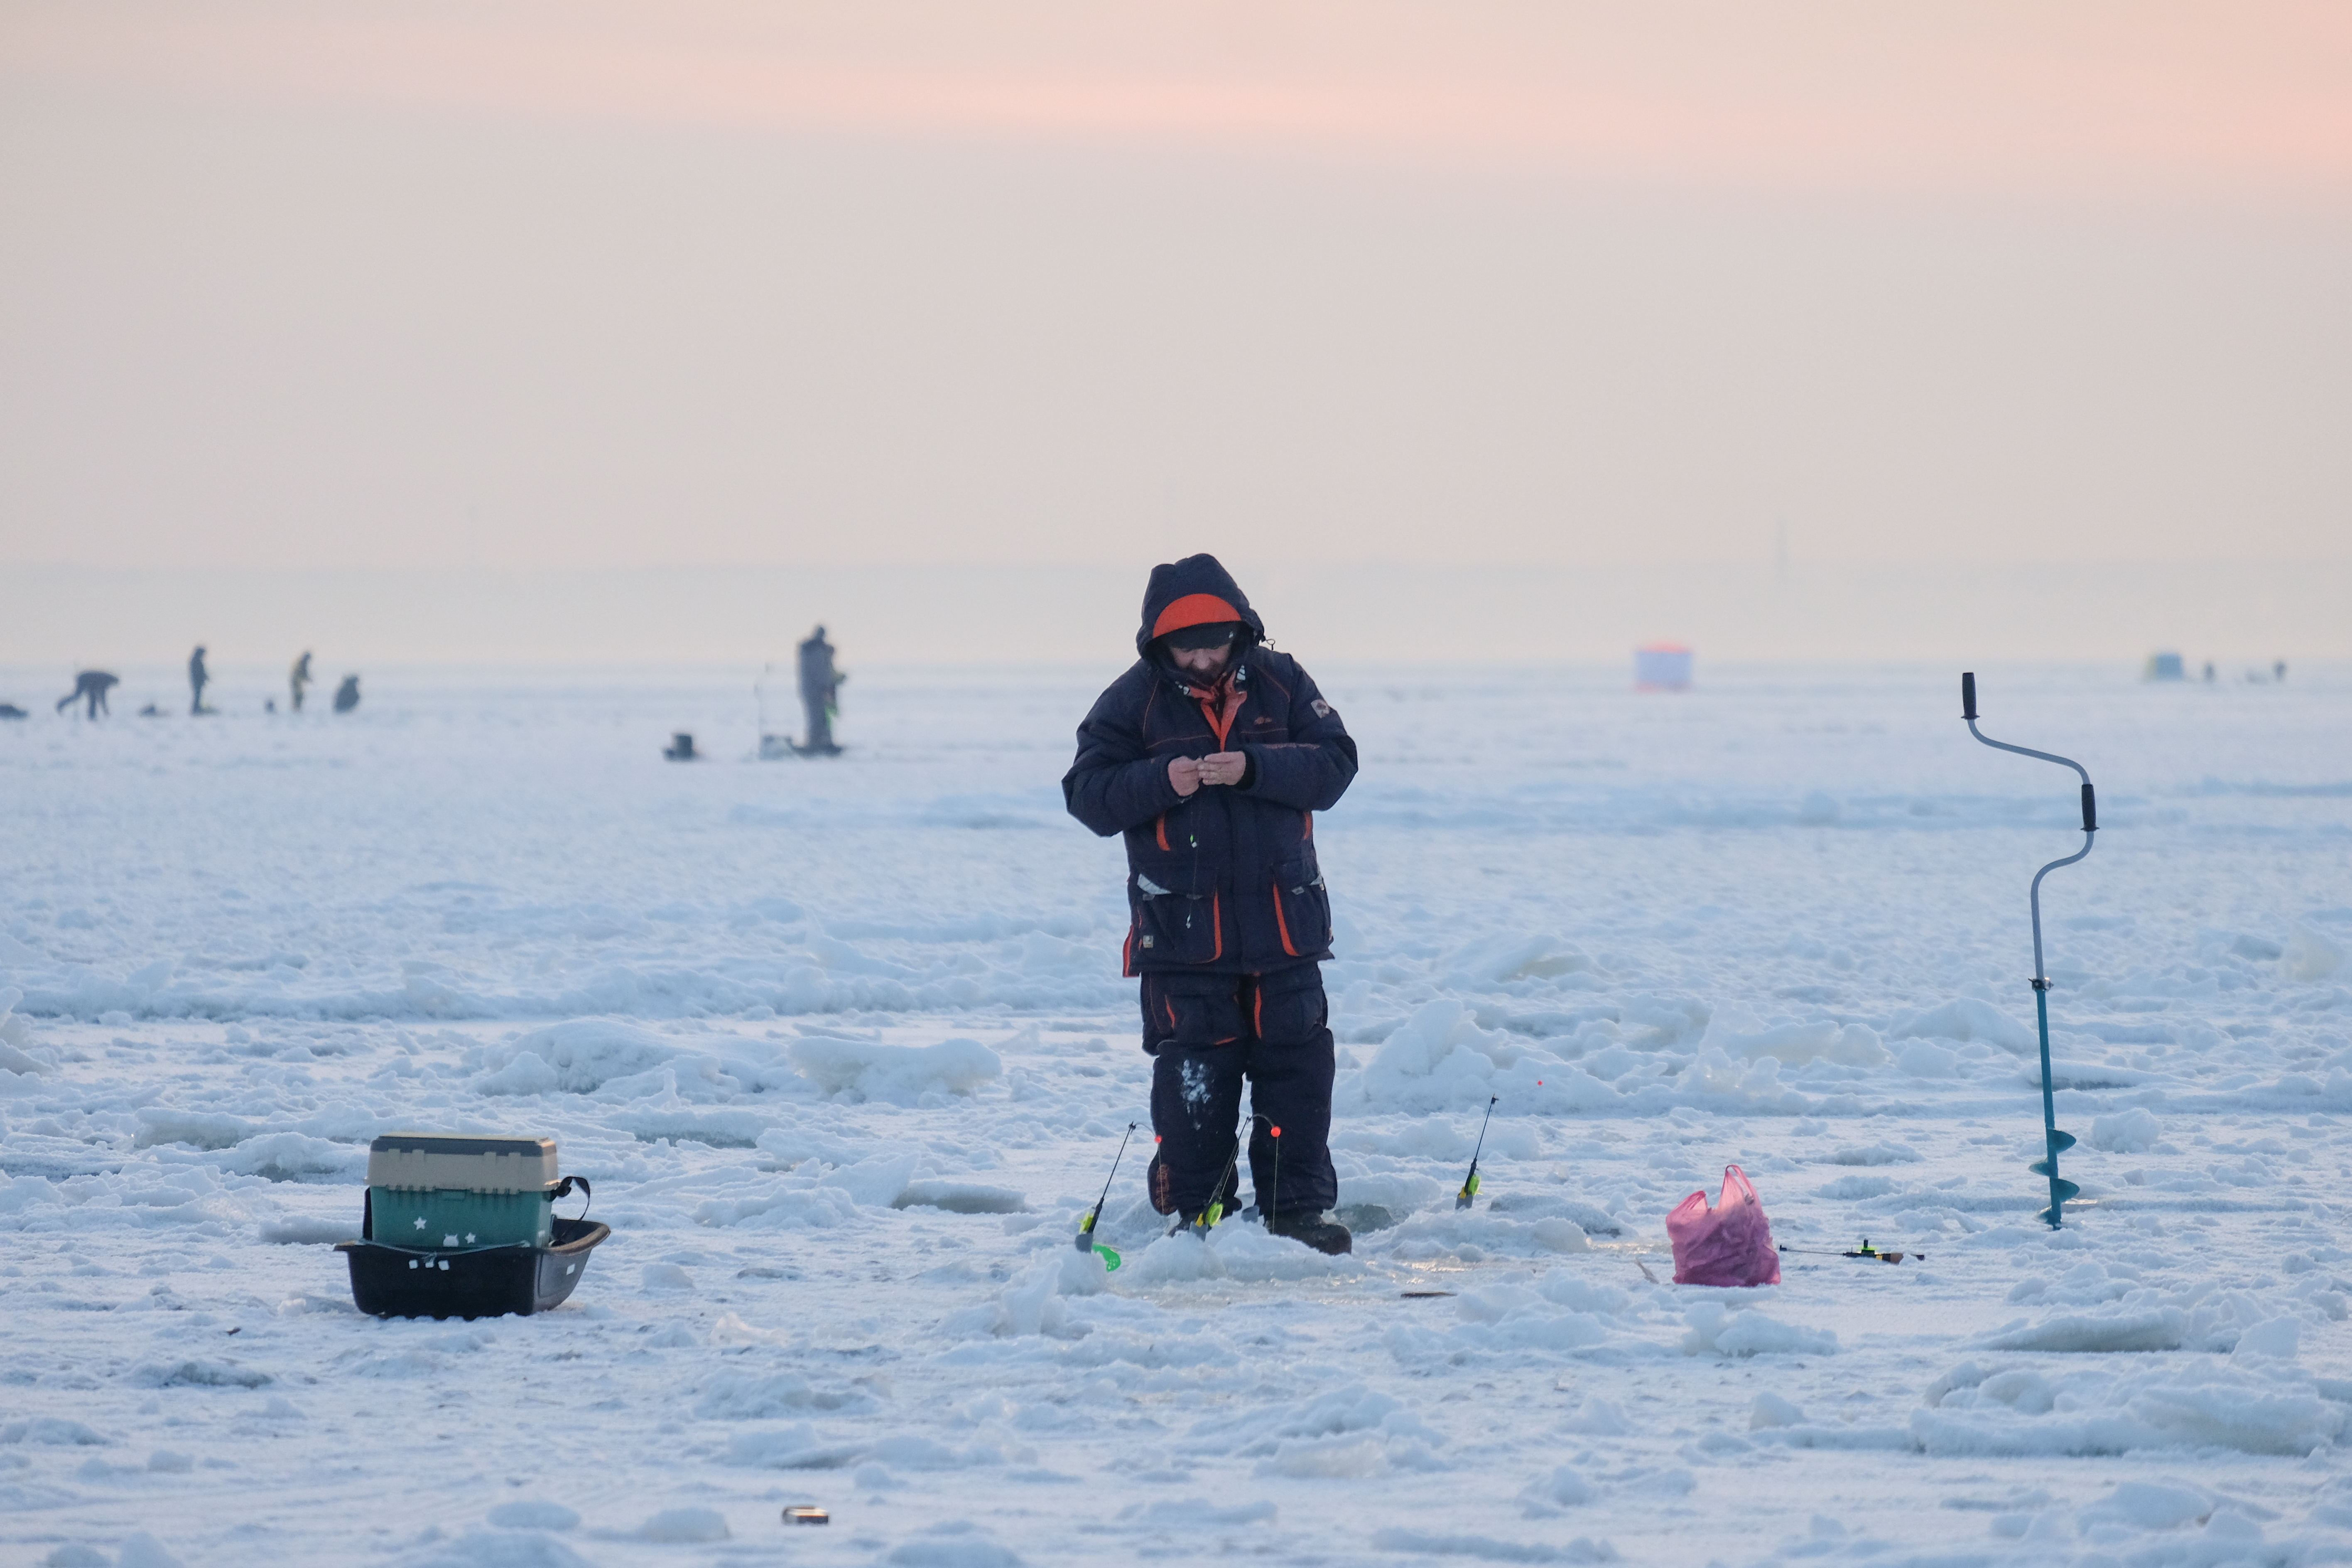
[
  {"xmin": 2048, "ymin": 1130, "xmax": 2077, "ymax": 1153},
  {"xmin": 2046, "ymin": 1178, "xmax": 2080, "ymax": 1203},
  {"xmin": 2028, "ymin": 1158, "xmax": 2058, "ymax": 1176}
]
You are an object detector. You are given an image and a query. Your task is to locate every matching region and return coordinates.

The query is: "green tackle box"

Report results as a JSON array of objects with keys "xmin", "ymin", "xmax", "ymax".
[{"xmin": 367, "ymin": 1132, "xmax": 559, "ymax": 1251}]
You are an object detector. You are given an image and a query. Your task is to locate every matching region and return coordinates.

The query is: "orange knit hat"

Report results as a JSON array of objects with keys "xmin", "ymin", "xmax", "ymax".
[{"xmin": 1150, "ymin": 593, "xmax": 1243, "ymax": 642}]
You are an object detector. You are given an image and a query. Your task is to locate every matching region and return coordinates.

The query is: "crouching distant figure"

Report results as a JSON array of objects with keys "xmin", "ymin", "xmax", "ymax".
[
  {"xmin": 57, "ymin": 670, "xmax": 120, "ymax": 718},
  {"xmin": 333, "ymin": 675, "xmax": 361, "ymax": 713}
]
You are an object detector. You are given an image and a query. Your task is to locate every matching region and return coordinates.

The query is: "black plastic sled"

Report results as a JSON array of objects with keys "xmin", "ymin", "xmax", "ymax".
[{"xmin": 338, "ymin": 1195, "xmax": 610, "ymax": 1320}]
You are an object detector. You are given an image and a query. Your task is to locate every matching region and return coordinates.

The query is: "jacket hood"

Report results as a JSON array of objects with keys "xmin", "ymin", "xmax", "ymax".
[{"xmin": 1134, "ymin": 554, "xmax": 1266, "ymax": 659}]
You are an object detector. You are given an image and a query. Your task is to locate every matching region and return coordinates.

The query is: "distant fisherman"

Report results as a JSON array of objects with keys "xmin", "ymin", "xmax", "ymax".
[
  {"xmin": 333, "ymin": 675, "xmax": 361, "ymax": 713},
  {"xmin": 57, "ymin": 670, "xmax": 119, "ymax": 718},
  {"xmin": 290, "ymin": 651, "xmax": 313, "ymax": 712},
  {"xmin": 797, "ymin": 626, "xmax": 844, "ymax": 756},
  {"xmin": 1062, "ymin": 554, "xmax": 1359, "ymax": 1254},
  {"xmin": 188, "ymin": 645, "xmax": 211, "ymax": 715}
]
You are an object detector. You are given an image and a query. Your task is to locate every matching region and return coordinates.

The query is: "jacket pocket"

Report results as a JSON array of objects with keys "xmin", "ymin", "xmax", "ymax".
[
  {"xmin": 1269, "ymin": 860, "xmax": 1331, "ymax": 959},
  {"xmin": 1134, "ymin": 887, "xmax": 1224, "ymax": 964}
]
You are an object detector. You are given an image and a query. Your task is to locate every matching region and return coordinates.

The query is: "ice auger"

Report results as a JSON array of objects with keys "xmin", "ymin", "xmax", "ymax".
[{"xmin": 1961, "ymin": 672, "xmax": 2097, "ymax": 1228}]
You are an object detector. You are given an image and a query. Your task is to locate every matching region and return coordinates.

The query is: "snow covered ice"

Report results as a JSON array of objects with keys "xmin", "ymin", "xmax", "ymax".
[{"xmin": 4, "ymin": 660, "xmax": 2351, "ymax": 1566}]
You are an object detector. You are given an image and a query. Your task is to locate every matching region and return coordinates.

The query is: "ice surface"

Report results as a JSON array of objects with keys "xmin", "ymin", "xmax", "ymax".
[{"xmin": 3, "ymin": 660, "xmax": 2351, "ymax": 1563}]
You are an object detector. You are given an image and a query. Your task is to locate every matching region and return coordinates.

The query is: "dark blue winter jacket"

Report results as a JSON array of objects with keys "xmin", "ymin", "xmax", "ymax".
[{"xmin": 1062, "ymin": 555, "xmax": 1358, "ymax": 975}]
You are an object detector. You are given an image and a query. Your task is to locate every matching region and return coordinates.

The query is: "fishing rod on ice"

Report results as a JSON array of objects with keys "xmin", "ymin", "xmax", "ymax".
[
  {"xmin": 1962, "ymin": 671, "xmax": 2097, "ymax": 1230},
  {"xmin": 1171, "ymin": 1113, "xmax": 1279, "ymax": 1237},
  {"xmin": 1075, "ymin": 1122, "xmax": 1136, "ymax": 1269},
  {"xmin": 1456, "ymin": 1096, "xmax": 1499, "ymax": 1209},
  {"xmin": 1778, "ymin": 1239, "xmax": 1928, "ymax": 1264}
]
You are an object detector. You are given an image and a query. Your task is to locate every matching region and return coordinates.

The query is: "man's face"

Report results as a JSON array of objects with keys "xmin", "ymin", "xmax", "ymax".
[{"xmin": 1169, "ymin": 640, "xmax": 1234, "ymax": 678}]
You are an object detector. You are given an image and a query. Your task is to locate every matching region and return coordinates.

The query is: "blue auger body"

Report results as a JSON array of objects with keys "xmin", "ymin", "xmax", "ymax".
[{"xmin": 1962, "ymin": 672, "xmax": 2095, "ymax": 1228}]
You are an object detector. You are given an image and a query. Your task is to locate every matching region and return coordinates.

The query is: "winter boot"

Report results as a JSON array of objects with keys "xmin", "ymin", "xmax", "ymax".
[{"xmin": 1268, "ymin": 1210, "xmax": 1352, "ymax": 1255}]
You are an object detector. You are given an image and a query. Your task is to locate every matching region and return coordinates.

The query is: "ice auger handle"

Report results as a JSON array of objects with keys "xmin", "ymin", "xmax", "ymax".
[
  {"xmin": 2081, "ymin": 783, "xmax": 2096, "ymax": 833},
  {"xmin": 1961, "ymin": 671, "xmax": 1977, "ymax": 721}
]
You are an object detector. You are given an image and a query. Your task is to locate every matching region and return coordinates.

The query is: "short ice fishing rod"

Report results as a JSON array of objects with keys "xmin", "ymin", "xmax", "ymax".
[
  {"xmin": 1456, "ymin": 1096, "xmax": 1499, "ymax": 1209},
  {"xmin": 1962, "ymin": 672, "xmax": 2097, "ymax": 1229},
  {"xmin": 1076, "ymin": 1122, "xmax": 1136, "ymax": 1269},
  {"xmin": 1778, "ymin": 1239, "xmax": 1927, "ymax": 1264},
  {"xmin": 1178, "ymin": 1114, "xmax": 1280, "ymax": 1237}
]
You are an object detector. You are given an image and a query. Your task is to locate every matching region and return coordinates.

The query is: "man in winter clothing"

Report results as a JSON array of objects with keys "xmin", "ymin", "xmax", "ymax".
[
  {"xmin": 797, "ymin": 625, "xmax": 844, "ymax": 756},
  {"xmin": 1063, "ymin": 555, "xmax": 1359, "ymax": 1254},
  {"xmin": 57, "ymin": 670, "xmax": 119, "ymax": 718}
]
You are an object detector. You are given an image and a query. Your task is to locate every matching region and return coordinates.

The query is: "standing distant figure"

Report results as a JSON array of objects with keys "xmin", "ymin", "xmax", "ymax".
[
  {"xmin": 57, "ymin": 670, "xmax": 119, "ymax": 718},
  {"xmin": 188, "ymin": 646, "xmax": 211, "ymax": 715},
  {"xmin": 290, "ymin": 651, "xmax": 314, "ymax": 712},
  {"xmin": 332, "ymin": 675, "xmax": 361, "ymax": 714},
  {"xmin": 2276, "ymin": 660, "xmax": 2288, "ymax": 682},
  {"xmin": 796, "ymin": 626, "xmax": 844, "ymax": 756}
]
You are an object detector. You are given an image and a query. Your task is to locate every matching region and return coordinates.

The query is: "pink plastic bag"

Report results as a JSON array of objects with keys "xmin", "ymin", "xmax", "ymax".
[{"xmin": 1665, "ymin": 1164, "xmax": 1781, "ymax": 1287}]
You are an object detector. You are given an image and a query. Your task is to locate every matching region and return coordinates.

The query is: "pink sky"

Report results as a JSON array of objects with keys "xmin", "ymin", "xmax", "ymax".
[
  {"xmin": 2, "ymin": 1, "xmax": 2347, "ymax": 593},
  {"xmin": 10, "ymin": 0, "xmax": 2351, "ymax": 197}
]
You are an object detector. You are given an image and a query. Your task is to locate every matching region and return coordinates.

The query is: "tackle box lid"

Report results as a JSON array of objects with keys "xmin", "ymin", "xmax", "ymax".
[{"xmin": 368, "ymin": 1132, "xmax": 559, "ymax": 1192}]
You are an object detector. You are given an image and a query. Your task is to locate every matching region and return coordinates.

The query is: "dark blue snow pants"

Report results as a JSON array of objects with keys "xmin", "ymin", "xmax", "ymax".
[{"xmin": 1141, "ymin": 962, "xmax": 1337, "ymax": 1222}]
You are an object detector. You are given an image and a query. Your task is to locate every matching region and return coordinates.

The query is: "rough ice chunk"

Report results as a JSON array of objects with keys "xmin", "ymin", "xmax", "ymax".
[
  {"xmin": 634, "ymin": 1508, "xmax": 729, "ymax": 1542},
  {"xmin": 1888, "ymin": 999, "xmax": 2036, "ymax": 1054},
  {"xmin": 789, "ymin": 1036, "xmax": 1002, "ymax": 1104},
  {"xmin": 1682, "ymin": 1300, "xmax": 1837, "ymax": 1357},
  {"xmin": 2088, "ymin": 1107, "xmax": 2162, "ymax": 1153}
]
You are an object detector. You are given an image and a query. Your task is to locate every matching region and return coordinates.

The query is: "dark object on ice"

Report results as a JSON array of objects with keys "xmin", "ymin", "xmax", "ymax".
[
  {"xmin": 188, "ymin": 645, "xmax": 211, "ymax": 715},
  {"xmin": 1069, "ymin": 555, "xmax": 1359, "ymax": 1229},
  {"xmin": 796, "ymin": 625, "xmax": 844, "ymax": 755},
  {"xmin": 782, "ymin": 1507, "xmax": 829, "ymax": 1526},
  {"xmin": 0, "ymin": 704, "xmax": 24, "ymax": 720},
  {"xmin": 1267, "ymin": 1210, "xmax": 1352, "ymax": 1255},
  {"xmin": 57, "ymin": 670, "xmax": 119, "ymax": 717},
  {"xmin": 338, "ymin": 1212, "xmax": 609, "ymax": 1319},
  {"xmin": 665, "ymin": 732, "xmax": 698, "ymax": 761},
  {"xmin": 1779, "ymin": 1240, "xmax": 1924, "ymax": 1264},
  {"xmin": 290, "ymin": 650, "xmax": 312, "ymax": 712},
  {"xmin": 2143, "ymin": 651, "xmax": 2184, "ymax": 681},
  {"xmin": 1456, "ymin": 1094, "xmax": 1497, "ymax": 1209},
  {"xmin": 1962, "ymin": 671, "xmax": 2097, "ymax": 1230},
  {"xmin": 2276, "ymin": 660, "xmax": 2288, "ymax": 682},
  {"xmin": 332, "ymin": 675, "xmax": 361, "ymax": 713},
  {"xmin": 139, "ymin": 704, "xmax": 162, "ymax": 717},
  {"xmin": 339, "ymin": 1166, "xmax": 604, "ymax": 1319},
  {"xmin": 1399, "ymin": 1291, "xmax": 1456, "ymax": 1299}
]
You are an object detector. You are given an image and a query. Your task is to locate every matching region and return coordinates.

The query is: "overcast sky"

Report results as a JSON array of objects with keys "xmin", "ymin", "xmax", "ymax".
[{"xmin": 4, "ymin": 0, "xmax": 2347, "ymax": 581}]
